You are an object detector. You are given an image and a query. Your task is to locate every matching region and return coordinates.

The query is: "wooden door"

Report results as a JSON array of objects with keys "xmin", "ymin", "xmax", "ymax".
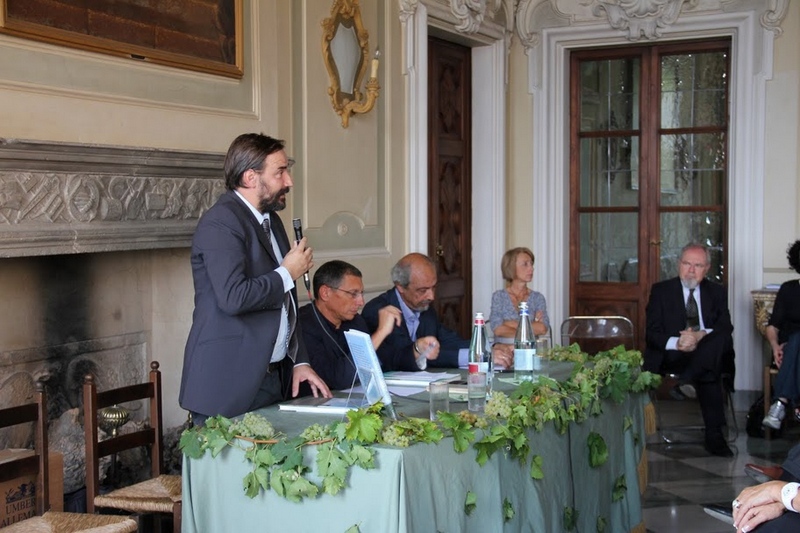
[
  {"xmin": 569, "ymin": 40, "xmax": 731, "ymax": 349},
  {"xmin": 428, "ymin": 37, "xmax": 472, "ymax": 338}
]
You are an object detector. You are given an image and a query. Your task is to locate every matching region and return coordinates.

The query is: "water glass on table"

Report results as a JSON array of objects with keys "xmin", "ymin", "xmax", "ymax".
[
  {"xmin": 429, "ymin": 380, "xmax": 450, "ymax": 420},
  {"xmin": 535, "ymin": 337, "xmax": 550, "ymax": 375},
  {"xmin": 467, "ymin": 372, "xmax": 487, "ymax": 413}
]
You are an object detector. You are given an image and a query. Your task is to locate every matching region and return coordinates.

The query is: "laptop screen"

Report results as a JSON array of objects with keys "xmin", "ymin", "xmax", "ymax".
[{"xmin": 344, "ymin": 329, "xmax": 397, "ymax": 419}]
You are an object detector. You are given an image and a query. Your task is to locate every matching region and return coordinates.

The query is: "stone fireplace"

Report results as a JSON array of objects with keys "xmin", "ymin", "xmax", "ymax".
[{"xmin": 0, "ymin": 138, "xmax": 224, "ymax": 495}]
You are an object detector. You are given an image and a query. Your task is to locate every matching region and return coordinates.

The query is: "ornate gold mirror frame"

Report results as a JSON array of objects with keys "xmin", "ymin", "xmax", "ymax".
[{"xmin": 321, "ymin": 0, "xmax": 380, "ymax": 128}]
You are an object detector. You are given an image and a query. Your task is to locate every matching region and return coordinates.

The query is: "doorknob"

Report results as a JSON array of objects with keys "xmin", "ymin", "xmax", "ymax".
[{"xmin": 435, "ymin": 244, "xmax": 444, "ymax": 257}]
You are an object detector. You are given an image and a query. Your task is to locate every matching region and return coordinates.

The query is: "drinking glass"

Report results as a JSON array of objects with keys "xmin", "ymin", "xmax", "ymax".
[
  {"xmin": 429, "ymin": 380, "xmax": 450, "ymax": 420},
  {"xmin": 467, "ymin": 372, "xmax": 487, "ymax": 413}
]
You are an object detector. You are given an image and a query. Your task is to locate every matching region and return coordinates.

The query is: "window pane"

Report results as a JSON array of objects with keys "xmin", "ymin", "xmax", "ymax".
[
  {"xmin": 579, "ymin": 213, "xmax": 638, "ymax": 282},
  {"xmin": 580, "ymin": 137, "xmax": 639, "ymax": 207},
  {"xmin": 661, "ymin": 51, "xmax": 727, "ymax": 128},
  {"xmin": 580, "ymin": 58, "xmax": 640, "ymax": 131},
  {"xmin": 659, "ymin": 211, "xmax": 724, "ymax": 282},
  {"xmin": 660, "ymin": 133, "xmax": 725, "ymax": 206}
]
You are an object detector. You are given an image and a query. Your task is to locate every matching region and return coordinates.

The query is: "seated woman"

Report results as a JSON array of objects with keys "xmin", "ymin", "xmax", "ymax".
[
  {"xmin": 489, "ymin": 247, "xmax": 550, "ymax": 342},
  {"xmin": 762, "ymin": 239, "xmax": 800, "ymax": 430}
]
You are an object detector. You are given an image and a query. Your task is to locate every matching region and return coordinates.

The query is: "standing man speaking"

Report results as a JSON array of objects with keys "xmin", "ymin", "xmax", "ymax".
[{"xmin": 180, "ymin": 133, "xmax": 331, "ymax": 425}]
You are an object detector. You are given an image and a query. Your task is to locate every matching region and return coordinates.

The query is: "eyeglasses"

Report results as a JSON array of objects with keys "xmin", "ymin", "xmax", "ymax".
[
  {"xmin": 331, "ymin": 287, "xmax": 365, "ymax": 299},
  {"xmin": 680, "ymin": 260, "xmax": 707, "ymax": 270}
]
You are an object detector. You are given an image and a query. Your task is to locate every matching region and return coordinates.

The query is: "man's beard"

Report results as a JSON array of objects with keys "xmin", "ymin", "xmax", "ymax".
[
  {"xmin": 681, "ymin": 278, "xmax": 700, "ymax": 290},
  {"xmin": 412, "ymin": 301, "xmax": 431, "ymax": 312},
  {"xmin": 259, "ymin": 187, "xmax": 290, "ymax": 213}
]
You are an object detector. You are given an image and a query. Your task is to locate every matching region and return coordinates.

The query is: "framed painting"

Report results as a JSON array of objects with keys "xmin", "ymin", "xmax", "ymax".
[{"xmin": 0, "ymin": 0, "xmax": 243, "ymax": 78}]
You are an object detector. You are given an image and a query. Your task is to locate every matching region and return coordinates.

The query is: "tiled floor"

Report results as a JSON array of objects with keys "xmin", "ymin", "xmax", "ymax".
[{"xmin": 643, "ymin": 391, "xmax": 800, "ymax": 532}]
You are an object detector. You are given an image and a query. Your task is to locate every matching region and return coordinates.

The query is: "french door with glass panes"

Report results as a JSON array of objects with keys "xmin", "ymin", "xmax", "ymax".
[{"xmin": 569, "ymin": 40, "xmax": 730, "ymax": 349}]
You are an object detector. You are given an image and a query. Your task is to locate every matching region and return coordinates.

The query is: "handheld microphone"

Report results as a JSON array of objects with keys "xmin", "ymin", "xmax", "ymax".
[{"xmin": 292, "ymin": 218, "xmax": 312, "ymax": 295}]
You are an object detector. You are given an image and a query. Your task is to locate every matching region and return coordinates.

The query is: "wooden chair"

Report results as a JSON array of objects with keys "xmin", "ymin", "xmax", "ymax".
[
  {"xmin": 83, "ymin": 361, "xmax": 181, "ymax": 533},
  {"xmin": 0, "ymin": 381, "xmax": 138, "ymax": 533}
]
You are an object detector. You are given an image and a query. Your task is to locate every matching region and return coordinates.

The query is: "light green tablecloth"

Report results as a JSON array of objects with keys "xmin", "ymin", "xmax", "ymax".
[{"xmin": 182, "ymin": 368, "xmax": 648, "ymax": 533}]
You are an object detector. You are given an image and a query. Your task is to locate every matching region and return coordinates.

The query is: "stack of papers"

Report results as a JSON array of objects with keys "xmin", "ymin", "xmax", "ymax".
[{"xmin": 382, "ymin": 371, "xmax": 459, "ymax": 387}]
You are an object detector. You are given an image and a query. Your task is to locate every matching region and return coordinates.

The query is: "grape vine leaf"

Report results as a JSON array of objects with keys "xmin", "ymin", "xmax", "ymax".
[
  {"xmin": 597, "ymin": 516, "xmax": 608, "ymax": 533},
  {"xmin": 179, "ymin": 430, "xmax": 204, "ymax": 459},
  {"xmin": 623, "ymin": 415, "xmax": 633, "ymax": 432},
  {"xmin": 317, "ymin": 445, "xmax": 349, "ymax": 495},
  {"xmin": 612, "ymin": 475, "xmax": 627, "ymax": 502},
  {"xmin": 344, "ymin": 408, "xmax": 383, "ymax": 443},
  {"xmin": 437, "ymin": 412, "xmax": 475, "ymax": 453},
  {"xmin": 587, "ymin": 432, "xmax": 608, "ymax": 468},
  {"xmin": 464, "ymin": 491, "xmax": 477, "ymax": 515},
  {"xmin": 503, "ymin": 498, "xmax": 515, "ymax": 522},
  {"xmin": 530, "ymin": 454, "xmax": 544, "ymax": 480},
  {"xmin": 563, "ymin": 506, "xmax": 577, "ymax": 531}
]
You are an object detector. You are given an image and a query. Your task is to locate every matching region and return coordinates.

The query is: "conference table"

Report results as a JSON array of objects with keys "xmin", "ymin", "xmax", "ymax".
[{"xmin": 182, "ymin": 364, "xmax": 650, "ymax": 532}]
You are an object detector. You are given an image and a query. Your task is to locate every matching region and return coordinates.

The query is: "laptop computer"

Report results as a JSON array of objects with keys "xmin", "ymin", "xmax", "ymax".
[{"xmin": 278, "ymin": 329, "xmax": 397, "ymax": 419}]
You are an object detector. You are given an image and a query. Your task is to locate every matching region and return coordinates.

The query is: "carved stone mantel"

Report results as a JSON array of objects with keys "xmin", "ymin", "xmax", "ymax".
[{"xmin": 0, "ymin": 138, "xmax": 225, "ymax": 257}]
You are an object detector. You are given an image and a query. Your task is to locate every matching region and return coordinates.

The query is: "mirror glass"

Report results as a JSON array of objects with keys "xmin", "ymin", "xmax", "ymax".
[{"xmin": 331, "ymin": 22, "xmax": 359, "ymax": 96}]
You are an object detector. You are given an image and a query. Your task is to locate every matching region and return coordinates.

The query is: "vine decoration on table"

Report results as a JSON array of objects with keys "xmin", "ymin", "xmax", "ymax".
[{"xmin": 179, "ymin": 344, "xmax": 661, "ymax": 522}]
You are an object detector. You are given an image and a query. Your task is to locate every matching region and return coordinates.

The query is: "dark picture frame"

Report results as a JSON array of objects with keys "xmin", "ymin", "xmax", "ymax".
[{"xmin": 0, "ymin": 0, "xmax": 243, "ymax": 78}]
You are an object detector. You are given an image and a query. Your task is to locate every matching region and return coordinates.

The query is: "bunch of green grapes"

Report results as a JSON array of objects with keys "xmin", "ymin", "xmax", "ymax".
[
  {"xmin": 381, "ymin": 424, "xmax": 410, "ymax": 447},
  {"xmin": 229, "ymin": 412, "xmax": 276, "ymax": 439},
  {"xmin": 299, "ymin": 423, "xmax": 331, "ymax": 442},
  {"xmin": 485, "ymin": 391, "xmax": 513, "ymax": 419},
  {"xmin": 592, "ymin": 357, "xmax": 613, "ymax": 376},
  {"xmin": 457, "ymin": 410, "xmax": 478, "ymax": 426}
]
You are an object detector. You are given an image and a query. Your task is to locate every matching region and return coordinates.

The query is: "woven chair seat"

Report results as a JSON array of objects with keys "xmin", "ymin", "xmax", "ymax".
[
  {"xmin": 95, "ymin": 474, "xmax": 182, "ymax": 513},
  {"xmin": 1, "ymin": 511, "xmax": 137, "ymax": 533}
]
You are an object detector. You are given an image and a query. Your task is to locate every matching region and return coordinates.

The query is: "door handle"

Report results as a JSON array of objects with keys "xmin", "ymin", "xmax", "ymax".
[
  {"xmin": 649, "ymin": 239, "xmax": 662, "ymax": 246},
  {"xmin": 435, "ymin": 244, "xmax": 444, "ymax": 257}
]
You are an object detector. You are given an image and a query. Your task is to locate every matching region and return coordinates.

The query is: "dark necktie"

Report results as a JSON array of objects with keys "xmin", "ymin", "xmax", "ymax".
[
  {"xmin": 686, "ymin": 288, "xmax": 699, "ymax": 331},
  {"xmin": 261, "ymin": 218, "xmax": 272, "ymax": 249}
]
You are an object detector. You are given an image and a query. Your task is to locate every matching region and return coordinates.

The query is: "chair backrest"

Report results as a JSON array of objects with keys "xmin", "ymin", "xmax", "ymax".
[
  {"xmin": 0, "ymin": 381, "xmax": 49, "ymax": 517},
  {"xmin": 83, "ymin": 361, "xmax": 164, "ymax": 510},
  {"xmin": 560, "ymin": 316, "xmax": 635, "ymax": 355}
]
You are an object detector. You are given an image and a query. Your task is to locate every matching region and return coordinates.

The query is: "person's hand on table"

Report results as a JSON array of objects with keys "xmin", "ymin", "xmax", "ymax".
[
  {"xmin": 491, "ymin": 343, "xmax": 513, "ymax": 369},
  {"xmin": 292, "ymin": 364, "xmax": 332, "ymax": 398}
]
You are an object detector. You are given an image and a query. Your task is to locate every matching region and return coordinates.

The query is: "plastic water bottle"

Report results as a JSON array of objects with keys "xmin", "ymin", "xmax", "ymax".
[
  {"xmin": 514, "ymin": 302, "xmax": 535, "ymax": 382},
  {"xmin": 468, "ymin": 312, "xmax": 492, "ymax": 400}
]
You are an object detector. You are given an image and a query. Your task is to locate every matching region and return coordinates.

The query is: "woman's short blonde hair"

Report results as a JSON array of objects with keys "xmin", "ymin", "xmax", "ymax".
[{"xmin": 501, "ymin": 247, "xmax": 535, "ymax": 283}]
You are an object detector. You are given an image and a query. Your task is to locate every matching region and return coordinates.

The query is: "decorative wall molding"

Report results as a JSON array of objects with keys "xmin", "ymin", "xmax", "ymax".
[
  {"xmin": 590, "ymin": 0, "xmax": 695, "ymax": 40},
  {"xmin": 0, "ymin": 139, "xmax": 224, "ymax": 257},
  {"xmin": 515, "ymin": 0, "xmax": 789, "ymax": 47},
  {"xmin": 399, "ymin": 0, "xmax": 510, "ymax": 40}
]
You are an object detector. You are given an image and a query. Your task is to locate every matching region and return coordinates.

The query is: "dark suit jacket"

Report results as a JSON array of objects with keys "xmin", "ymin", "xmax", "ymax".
[
  {"xmin": 644, "ymin": 277, "xmax": 734, "ymax": 376},
  {"xmin": 297, "ymin": 303, "xmax": 368, "ymax": 393},
  {"xmin": 362, "ymin": 289, "xmax": 468, "ymax": 371},
  {"xmin": 179, "ymin": 190, "xmax": 308, "ymax": 418}
]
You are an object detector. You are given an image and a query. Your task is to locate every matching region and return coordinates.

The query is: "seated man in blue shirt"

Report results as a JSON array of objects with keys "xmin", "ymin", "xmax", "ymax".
[
  {"xmin": 298, "ymin": 260, "xmax": 401, "ymax": 392},
  {"xmin": 362, "ymin": 253, "xmax": 513, "ymax": 371}
]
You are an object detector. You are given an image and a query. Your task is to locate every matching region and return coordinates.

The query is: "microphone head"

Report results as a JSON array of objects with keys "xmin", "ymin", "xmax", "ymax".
[{"xmin": 292, "ymin": 218, "xmax": 302, "ymax": 230}]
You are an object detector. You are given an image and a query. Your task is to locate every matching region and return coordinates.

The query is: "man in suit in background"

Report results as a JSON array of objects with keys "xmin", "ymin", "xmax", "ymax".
[
  {"xmin": 180, "ymin": 133, "xmax": 330, "ymax": 425},
  {"xmin": 298, "ymin": 260, "xmax": 401, "ymax": 392},
  {"xmin": 644, "ymin": 242, "xmax": 735, "ymax": 457}
]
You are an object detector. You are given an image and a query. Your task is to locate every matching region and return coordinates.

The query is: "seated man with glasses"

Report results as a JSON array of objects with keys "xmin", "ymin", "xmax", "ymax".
[
  {"xmin": 298, "ymin": 260, "xmax": 401, "ymax": 393},
  {"xmin": 643, "ymin": 242, "xmax": 735, "ymax": 457}
]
